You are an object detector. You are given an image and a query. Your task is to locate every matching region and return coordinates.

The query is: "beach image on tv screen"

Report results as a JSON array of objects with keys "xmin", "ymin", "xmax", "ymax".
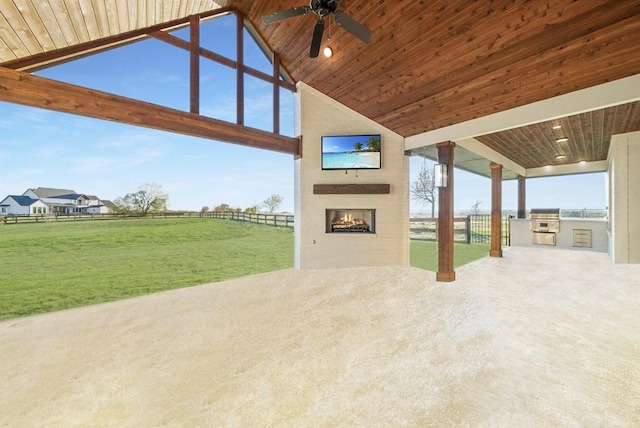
[{"xmin": 322, "ymin": 135, "xmax": 381, "ymax": 169}]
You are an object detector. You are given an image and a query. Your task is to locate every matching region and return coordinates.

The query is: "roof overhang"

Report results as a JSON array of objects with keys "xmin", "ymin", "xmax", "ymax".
[{"xmin": 405, "ymin": 73, "xmax": 640, "ymax": 179}]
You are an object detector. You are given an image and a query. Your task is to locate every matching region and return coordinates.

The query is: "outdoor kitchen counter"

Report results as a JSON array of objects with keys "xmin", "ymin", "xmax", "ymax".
[{"xmin": 510, "ymin": 218, "xmax": 608, "ymax": 252}]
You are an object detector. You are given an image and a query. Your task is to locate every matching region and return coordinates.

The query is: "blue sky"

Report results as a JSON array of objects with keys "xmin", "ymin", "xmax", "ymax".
[{"xmin": 0, "ymin": 14, "xmax": 606, "ymax": 214}]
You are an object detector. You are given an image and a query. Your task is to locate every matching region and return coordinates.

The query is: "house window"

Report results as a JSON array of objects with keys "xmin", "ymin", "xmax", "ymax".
[
  {"xmin": 1, "ymin": 207, "xmax": 5, "ymax": 213},
  {"xmin": 32, "ymin": 207, "xmax": 37, "ymax": 214}
]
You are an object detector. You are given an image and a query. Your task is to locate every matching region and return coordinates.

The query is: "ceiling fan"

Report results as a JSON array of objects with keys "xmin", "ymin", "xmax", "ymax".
[{"xmin": 262, "ymin": 0, "xmax": 373, "ymax": 58}]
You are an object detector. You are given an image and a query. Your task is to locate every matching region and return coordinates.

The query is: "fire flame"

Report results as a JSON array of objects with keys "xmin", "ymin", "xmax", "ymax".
[{"xmin": 333, "ymin": 212, "xmax": 365, "ymax": 226}]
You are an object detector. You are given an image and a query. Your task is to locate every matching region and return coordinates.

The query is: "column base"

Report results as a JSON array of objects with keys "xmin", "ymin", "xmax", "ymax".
[
  {"xmin": 436, "ymin": 271, "xmax": 456, "ymax": 282},
  {"xmin": 490, "ymin": 249, "xmax": 503, "ymax": 257}
]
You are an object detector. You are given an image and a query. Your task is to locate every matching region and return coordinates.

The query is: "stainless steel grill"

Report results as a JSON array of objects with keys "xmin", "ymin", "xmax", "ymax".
[{"xmin": 530, "ymin": 208, "xmax": 560, "ymax": 245}]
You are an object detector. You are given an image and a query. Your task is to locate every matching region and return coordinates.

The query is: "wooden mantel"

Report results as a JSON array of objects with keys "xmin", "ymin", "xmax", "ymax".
[
  {"xmin": 313, "ymin": 184, "xmax": 391, "ymax": 194},
  {"xmin": 0, "ymin": 67, "xmax": 300, "ymax": 156}
]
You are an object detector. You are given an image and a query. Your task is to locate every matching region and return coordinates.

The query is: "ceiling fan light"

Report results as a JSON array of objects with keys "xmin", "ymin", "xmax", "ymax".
[{"xmin": 323, "ymin": 46, "xmax": 333, "ymax": 57}]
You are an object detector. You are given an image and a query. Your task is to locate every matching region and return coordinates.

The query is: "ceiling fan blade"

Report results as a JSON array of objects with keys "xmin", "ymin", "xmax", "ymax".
[
  {"xmin": 333, "ymin": 10, "xmax": 372, "ymax": 44},
  {"xmin": 309, "ymin": 18, "xmax": 325, "ymax": 58},
  {"xmin": 262, "ymin": 6, "xmax": 310, "ymax": 25}
]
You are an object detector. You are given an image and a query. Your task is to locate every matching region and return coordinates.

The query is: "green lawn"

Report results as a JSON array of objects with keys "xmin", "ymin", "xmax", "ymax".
[
  {"xmin": 410, "ymin": 240, "xmax": 490, "ymax": 272},
  {"xmin": 0, "ymin": 219, "xmax": 491, "ymax": 321},
  {"xmin": 0, "ymin": 218, "xmax": 293, "ymax": 320}
]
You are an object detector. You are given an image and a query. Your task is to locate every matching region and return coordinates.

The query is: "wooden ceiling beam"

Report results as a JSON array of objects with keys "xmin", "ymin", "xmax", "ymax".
[{"xmin": 0, "ymin": 66, "xmax": 299, "ymax": 156}]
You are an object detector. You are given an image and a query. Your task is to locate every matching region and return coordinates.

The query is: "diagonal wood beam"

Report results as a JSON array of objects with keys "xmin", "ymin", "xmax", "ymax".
[
  {"xmin": 1, "ymin": 8, "xmax": 236, "ymax": 72},
  {"xmin": 0, "ymin": 67, "xmax": 299, "ymax": 156}
]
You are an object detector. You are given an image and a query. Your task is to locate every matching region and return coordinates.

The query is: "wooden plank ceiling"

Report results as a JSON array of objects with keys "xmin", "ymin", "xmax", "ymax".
[
  {"xmin": 0, "ymin": 0, "xmax": 228, "ymax": 70},
  {"xmin": 2, "ymin": 0, "xmax": 640, "ymax": 170},
  {"xmin": 476, "ymin": 101, "xmax": 640, "ymax": 168}
]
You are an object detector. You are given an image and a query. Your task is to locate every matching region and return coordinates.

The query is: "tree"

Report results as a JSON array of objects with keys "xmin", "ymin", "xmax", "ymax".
[
  {"xmin": 262, "ymin": 194, "xmax": 283, "ymax": 213},
  {"xmin": 411, "ymin": 160, "xmax": 436, "ymax": 217},
  {"xmin": 245, "ymin": 205, "xmax": 260, "ymax": 213},
  {"xmin": 113, "ymin": 182, "xmax": 169, "ymax": 215},
  {"xmin": 353, "ymin": 142, "xmax": 363, "ymax": 151},
  {"xmin": 214, "ymin": 203, "xmax": 231, "ymax": 212},
  {"xmin": 200, "ymin": 206, "xmax": 210, "ymax": 213},
  {"xmin": 111, "ymin": 196, "xmax": 131, "ymax": 214},
  {"xmin": 367, "ymin": 135, "xmax": 381, "ymax": 152},
  {"xmin": 471, "ymin": 200, "xmax": 482, "ymax": 215}
]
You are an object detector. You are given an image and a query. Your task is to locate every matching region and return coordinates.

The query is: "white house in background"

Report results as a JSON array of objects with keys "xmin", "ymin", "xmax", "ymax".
[
  {"xmin": 0, "ymin": 195, "xmax": 49, "ymax": 216},
  {"xmin": 0, "ymin": 187, "xmax": 112, "ymax": 216}
]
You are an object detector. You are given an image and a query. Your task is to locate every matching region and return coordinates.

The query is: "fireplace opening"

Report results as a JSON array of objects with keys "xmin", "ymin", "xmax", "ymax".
[{"xmin": 326, "ymin": 209, "xmax": 375, "ymax": 233}]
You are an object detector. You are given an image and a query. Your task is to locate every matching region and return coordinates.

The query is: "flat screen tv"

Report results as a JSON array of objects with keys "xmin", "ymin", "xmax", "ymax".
[{"xmin": 321, "ymin": 134, "xmax": 382, "ymax": 170}]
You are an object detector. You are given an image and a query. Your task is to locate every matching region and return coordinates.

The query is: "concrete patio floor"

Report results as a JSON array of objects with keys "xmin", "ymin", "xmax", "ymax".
[{"xmin": 1, "ymin": 247, "xmax": 639, "ymax": 426}]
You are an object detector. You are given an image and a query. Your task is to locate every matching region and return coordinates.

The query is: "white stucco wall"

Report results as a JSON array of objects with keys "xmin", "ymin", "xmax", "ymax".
[
  {"xmin": 608, "ymin": 131, "xmax": 640, "ymax": 263},
  {"xmin": 294, "ymin": 83, "xmax": 409, "ymax": 269}
]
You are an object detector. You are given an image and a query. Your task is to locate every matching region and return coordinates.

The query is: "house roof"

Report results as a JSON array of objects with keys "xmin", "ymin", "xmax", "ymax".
[
  {"xmin": 102, "ymin": 200, "xmax": 117, "ymax": 209},
  {"xmin": 6, "ymin": 195, "xmax": 39, "ymax": 207},
  {"xmin": 50, "ymin": 194, "xmax": 87, "ymax": 200},
  {"xmin": 27, "ymin": 187, "xmax": 77, "ymax": 198},
  {"xmin": 1, "ymin": 1, "xmax": 639, "ymax": 179}
]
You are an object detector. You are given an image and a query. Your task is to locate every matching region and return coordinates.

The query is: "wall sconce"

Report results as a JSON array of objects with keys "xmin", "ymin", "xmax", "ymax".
[{"xmin": 434, "ymin": 163, "xmax": 448, "ymax": 187}]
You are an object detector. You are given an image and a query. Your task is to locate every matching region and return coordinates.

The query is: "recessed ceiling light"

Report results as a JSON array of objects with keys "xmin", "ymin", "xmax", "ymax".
[
  {"xmin": 552, "ymin": 125, "xmax": 562, "ymax": 130},
  {"xmin": 323, "ymin": 46, "xmax": 333, "ymax": 58},
  {"xmin": 556, "ymin": 137, "xmax": 569, "ymax": 143},
  {"xmin": 555, "ymin": 154, "xmax": 566, "ymax": 159}
]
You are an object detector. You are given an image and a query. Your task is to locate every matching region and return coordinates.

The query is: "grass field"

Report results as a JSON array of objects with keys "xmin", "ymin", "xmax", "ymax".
[
  {"xmin": 410, "ymin": 240, "xmax": 490, "ymax": 272},
  {"xmin": 0, "ymin": 218, "xmax": 293, "ymax": 320},
  {"xmin": 0, "ymin": 218, "xmax": 490, "ymax": 320}
]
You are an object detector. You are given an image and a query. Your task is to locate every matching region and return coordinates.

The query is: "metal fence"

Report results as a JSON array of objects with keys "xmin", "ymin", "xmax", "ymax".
[
  {"xmin": 409, "ymin": 214, "xmax": 511, "ymax": 246},
  {"xmin": 464, "ymin": 214, "xmax": 511, "ymax": 246}
]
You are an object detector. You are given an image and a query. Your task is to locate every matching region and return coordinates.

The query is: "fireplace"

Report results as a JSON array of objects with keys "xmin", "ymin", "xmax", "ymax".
[{"xmin": 326, "ymin": 209, "xmax": 376, "ymax": 233}]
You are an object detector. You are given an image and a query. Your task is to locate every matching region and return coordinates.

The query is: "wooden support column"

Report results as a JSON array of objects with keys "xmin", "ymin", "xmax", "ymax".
[
  {"xmin": 273, "ymin": 52, "xmax": 280, "ymax": 134},
  {"xmin": 189, "ymin": 15, "xmax": 200, "ymax": 114},
  {"xmin": 236, "ymin": 12, "xmax": 244, "ymax": 126},
  {"xmin": 517, "ymin": 175, "xmax": 526, "ymax": 219},
  {"xmin": 490, "ymin": 163, "xmax": 503, "ymax": 257},
  {"xmin": 437, "ymin": 141, "xmax": 455, "ymax": 282}
]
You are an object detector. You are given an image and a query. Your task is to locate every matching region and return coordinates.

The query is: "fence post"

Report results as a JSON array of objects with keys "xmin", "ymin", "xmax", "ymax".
[{"xmin": 466, "ymin": 215, "xmax": 471, "ymax": 244}]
